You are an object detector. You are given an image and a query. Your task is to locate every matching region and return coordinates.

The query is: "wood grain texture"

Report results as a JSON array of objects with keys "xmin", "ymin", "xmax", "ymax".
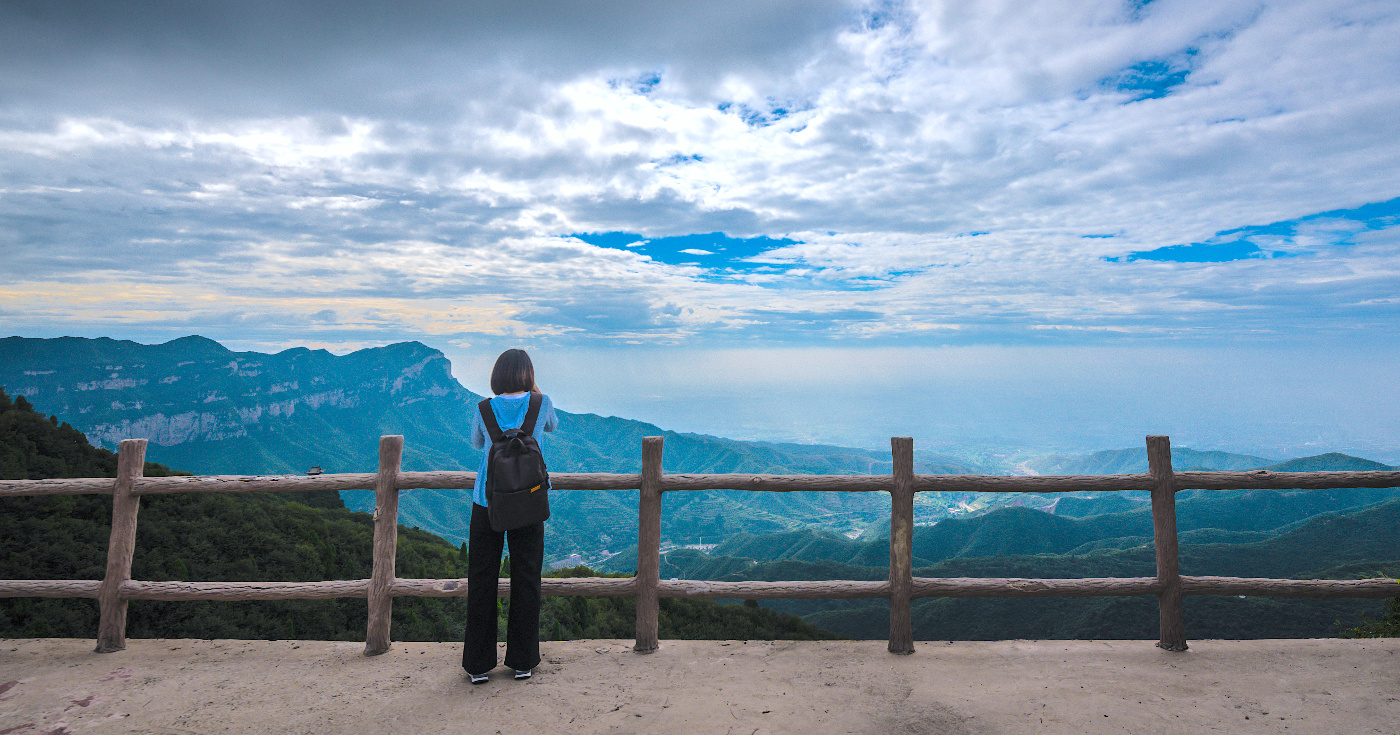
[
  {"xmin": 661, "ymin": 474, "xmax": 890, "ymax": 492},
  {"xmin": 634, "ymin": 437, "xmax": 664, "ymax": 653},
  {"xmin": 912, "ymin": 474, "xmax": 1155, "ymax": 493},
  {"xmin": 389, "ymin": 577, "xmax": 639, "ymax": 598},
  {"xmin": 0, "ymin": 478, "xmax": 115, "ymax": 497},
  {"xmin": 913, "ymin": 577, "xmax": 1162, "ymax": 598},
  {"xmin": 10, "ymin": 573, "xmax": 1391, "ymax": 607},
  {"xmin": 7, "ymin": 467, "xmax": 1396, "ymax": 499},
  {"xmin": 1181, "ymin": 576, "xmax": 1400, "ymax": 598},
  {"xmin": 132, "ymin": 474, "xmax": 377, "ymax": 495},
  {"xmin": 550, "ymin": 473, "xmax": 644, "ymax": 490},
  {"xmin": 394, "ymin": 471, "xmax": 474, "ymax": 490},
  {"xmin": 1148, "ymin": 435, "xmax": 1187, "ymax": 652},
  {"xmin": 96, "ymin": 439, "xmax": 146, "ymax": 653},
  {"xmin": 888, "ymin": 437, "xmax": 915, "ymax": 655},
  {"xmin": 121, "ymin": 579, "xmax": 370, "ymax": 600},
  {"xmin": 364, "ymin": 435, "xmax": 403, "ymax": 656},
  {"xmin": 0, "ymin": 579, "xmax": 102, "ymax": 598},
  {"xmin": 658, "ymin": 579, "xmax": 891, "ymax": 599},
  {"xmin": 396, "ymin": 472, "xmax": 643, "ymax": 490},
  {"xmin": 1174, "ymin": 470, "xmax": 1400, "ymax": 490}
]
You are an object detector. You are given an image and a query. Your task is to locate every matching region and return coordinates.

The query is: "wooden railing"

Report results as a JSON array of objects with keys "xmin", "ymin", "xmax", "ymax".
[{"xmin": 2, "ymin": 435, "xmax": 1398, "ymax": 656}]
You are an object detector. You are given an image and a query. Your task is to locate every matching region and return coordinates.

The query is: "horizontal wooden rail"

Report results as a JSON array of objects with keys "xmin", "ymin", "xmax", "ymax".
[
  {"xmin": 6, "ymin": 469, "xmax": 1399, "ymax": 499},
  {"xmin": 913, "ymin": 576, "xmax": 1161, "ymax": 598},
  {"xmin": 8, "ymin": 575, "xmax": 1394, "ymax": 603},
  {"xmin": 1173, "ymin": 470, "xmax": 1400, "ymax": 491},
  {"xmin": 1181, "ymin": 576, "xmax": 1400, "ymax": 598},
  {"xmin": 391, "ymin": 577, "xmax": 639, "ymax": 598},
  {"xmin": 659, "ymin": 579, "xmax": 892, "ymax": 599},
  {"xmin": 0, "ymin": 580, "xmax": 102, "ymax": 598},
  {"xmin": 133, "ymin": 473, "xmax": 379, "ymax": 495},
  {"xmin": 397, "ymin": 472, "xmax": 644, "ymax": 491},
  {"xmin": 913, "ymin": 473, "xmax": 1155, "ymax": 493},
  {"xmin": 553, "ymin": 473, "xmax": 644, "ymax": 490},
  {"xmin": 0, "ymin": 477, "xmax": 118, "ymax": 497},
  {"xmin": 660, "ymin": 474, "xmax": 890, "ymax": 492},
  {"xmin": 121, "ymin": 580, "xmax": 372, "ymax": 601}
]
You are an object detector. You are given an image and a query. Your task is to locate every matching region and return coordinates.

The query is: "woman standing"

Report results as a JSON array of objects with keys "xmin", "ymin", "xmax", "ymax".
[{"xmin": 463, "ymin": 349, "xmax": 558, "ymax": 684}]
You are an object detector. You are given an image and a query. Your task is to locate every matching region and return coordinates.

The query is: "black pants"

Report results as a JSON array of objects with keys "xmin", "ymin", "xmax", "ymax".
[{"xmin": 463, "ymin": 502, "xmax": 544, "ymax": 675}]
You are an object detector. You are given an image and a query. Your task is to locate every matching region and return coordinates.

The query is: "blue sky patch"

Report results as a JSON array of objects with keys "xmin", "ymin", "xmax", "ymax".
[
  {"xmin": 1109, "ymin": 59, "xmax": 1190, "ymax": 100},
  {"xmin": 1112, "ymin": 196, "xmax": 1400, "ymax": 262},
  {"xmin": 718, "ymin": 100, "xmax": 803, "ymax": 127},
  {"xmin": 1112, "ymin": 239, "xmax": 1269, "ymax": 263},
  {"xmin": 611, "ymin": 70, "xmax": 663, "ymax": 95},
  {"xmin": 658, "ymin": 153, "xmax": 704, "ymax": 166},
  {"xmin": 570, "ymin": 231, "xmax": 799, "ymax": 271},
  {"xmin": 1128, "ymin": 0, "xmax": 1159, "ymax": 21}
]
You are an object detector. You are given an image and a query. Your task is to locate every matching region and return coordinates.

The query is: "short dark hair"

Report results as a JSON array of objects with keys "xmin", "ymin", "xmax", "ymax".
[{"xmin": 490, "ymin": 349, "xmax": 538, "ymax": 395}]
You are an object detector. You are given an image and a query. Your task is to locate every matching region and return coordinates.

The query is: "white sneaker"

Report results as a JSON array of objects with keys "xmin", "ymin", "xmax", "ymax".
[
  {"xmin": 513, "ymin": 669, "xmax": 532, "ymax": 680},
  {"xmin": 469, "ymin": 672, "xmax": 489, "ymax": 685}
]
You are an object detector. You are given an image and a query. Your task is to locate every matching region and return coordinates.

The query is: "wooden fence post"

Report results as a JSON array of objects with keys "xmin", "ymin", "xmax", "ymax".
[
  {"xmin": 634, "ymin": 436, "xmax": 664, "ymax": 653},
  {"xmin": 364, "ymin": 435, "xmax": 403, "ymax": 656},
  {"xmin": 95, "ymin": 439, "xmax": 147, "ymax": 653},
  {"xmin": 888, "ymin": 436, "xmax": 915, "ymax": 654},
  {"xmin": 1147, "ymin": 435, "xmax": 1187, "ymax": 652}
]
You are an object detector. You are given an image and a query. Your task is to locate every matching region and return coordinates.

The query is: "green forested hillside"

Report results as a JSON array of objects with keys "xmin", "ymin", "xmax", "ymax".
[
  {"xmin": 678, "ymin": 483, "xmax": 1400, "ymax": 572},
  {"xmin": 1, "ymin": 392, "xmax": 185, "ymax": 481},
  {"xmin": 0, "ymin": 387, "xmax": 837, "ymax": 643},
  {"xmin": 1029, "ymin": 445, "xmax": 1393, "ymax": 481},
  {"xmin": 1262, "ymin": 452, "xmax": 1395, "ymax": 472},
  {"xmin": 1028, "ymin": 446, "xmax": 1276, "ymax": 475},
  {"xmin": 615, "ymin": 498, "xmax": 1400, "ymax": 640}
]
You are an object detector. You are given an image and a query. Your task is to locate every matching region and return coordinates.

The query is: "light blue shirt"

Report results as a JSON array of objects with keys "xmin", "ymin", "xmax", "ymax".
[{"xmin": 471, "ymin": 392, "xmax": 558, "ymax": 507}]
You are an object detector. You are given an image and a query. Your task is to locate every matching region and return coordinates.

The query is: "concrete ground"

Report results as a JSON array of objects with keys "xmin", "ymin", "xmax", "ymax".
[{"xmin": 1, "ymin": 637, "xmax": 1397, "ymax": 735}]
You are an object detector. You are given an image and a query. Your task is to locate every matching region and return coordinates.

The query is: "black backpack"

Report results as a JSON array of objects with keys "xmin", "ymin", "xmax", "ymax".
[{"xmin": 478, "ymin": 393, "xmax": 551, "ymax": 532}]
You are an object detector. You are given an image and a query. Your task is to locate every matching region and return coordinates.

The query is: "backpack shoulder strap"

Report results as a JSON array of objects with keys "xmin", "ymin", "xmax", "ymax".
[
  {"xmin": 519, "ymin": 392, "xmax": 543, "ymax": 435},
  {"xmin": 478, "ymin": 398, "xmax": 505, "ymax": 442}
]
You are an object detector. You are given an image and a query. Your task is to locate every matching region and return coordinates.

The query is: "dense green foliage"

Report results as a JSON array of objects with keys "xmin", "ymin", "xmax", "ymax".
[
  {"xmin": 0, "ymin": 387, "xmax": 836, "ymax": 642},
  {"xmin": 1341, "ymin": 595, "xmax": 1400, "ymax": 638},
  {"xmin": 1, "ymin": 388, "xmax": 185, "ymax": 481}
]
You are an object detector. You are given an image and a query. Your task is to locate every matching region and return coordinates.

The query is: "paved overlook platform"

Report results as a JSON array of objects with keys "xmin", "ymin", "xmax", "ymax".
[{"xmin": 1, "ymin": 638, "xmax": 1397, "ymax": 735}]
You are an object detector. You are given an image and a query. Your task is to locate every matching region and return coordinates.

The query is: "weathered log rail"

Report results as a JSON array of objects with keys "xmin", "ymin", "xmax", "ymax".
[{"xmin": 2, "ymin": 435, "xmax": 1397, "ymax": 656}]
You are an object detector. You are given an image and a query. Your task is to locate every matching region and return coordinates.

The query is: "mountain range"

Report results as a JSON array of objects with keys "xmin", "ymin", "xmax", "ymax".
[
  {"xmin": 0, "ymin": 335, "xmax": 983, "ymax": 559},
  {"xmin": 4, "ymin": 335, "xmax": 1395, "ymax": 567}
]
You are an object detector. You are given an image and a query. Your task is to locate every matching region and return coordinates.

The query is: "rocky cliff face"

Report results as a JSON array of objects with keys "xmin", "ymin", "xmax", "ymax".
[{"xmin": 0, "ymin": 335, "xmax": 482, "ymax": 474}]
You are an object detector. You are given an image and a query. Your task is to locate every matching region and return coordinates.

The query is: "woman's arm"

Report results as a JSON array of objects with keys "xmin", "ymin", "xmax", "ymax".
[
  {"xmin": 470, "ymin": 404, "xmax": 487, "ymax": 449},
  {"xmin": 542, "ymin": 395, "xmax": 559, "ymax": 432}
]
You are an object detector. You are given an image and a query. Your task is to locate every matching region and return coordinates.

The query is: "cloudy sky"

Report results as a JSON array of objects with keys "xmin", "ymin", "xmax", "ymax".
[{"xmin": 2, "ymin": 0, "xmax": 1398, "ymax": 460}]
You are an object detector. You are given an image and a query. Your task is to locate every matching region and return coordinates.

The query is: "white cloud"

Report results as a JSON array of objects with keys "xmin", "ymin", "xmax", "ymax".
[{"xmin": 0, "ymin": 0, "xmax": 1397, "ymax": 352}]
